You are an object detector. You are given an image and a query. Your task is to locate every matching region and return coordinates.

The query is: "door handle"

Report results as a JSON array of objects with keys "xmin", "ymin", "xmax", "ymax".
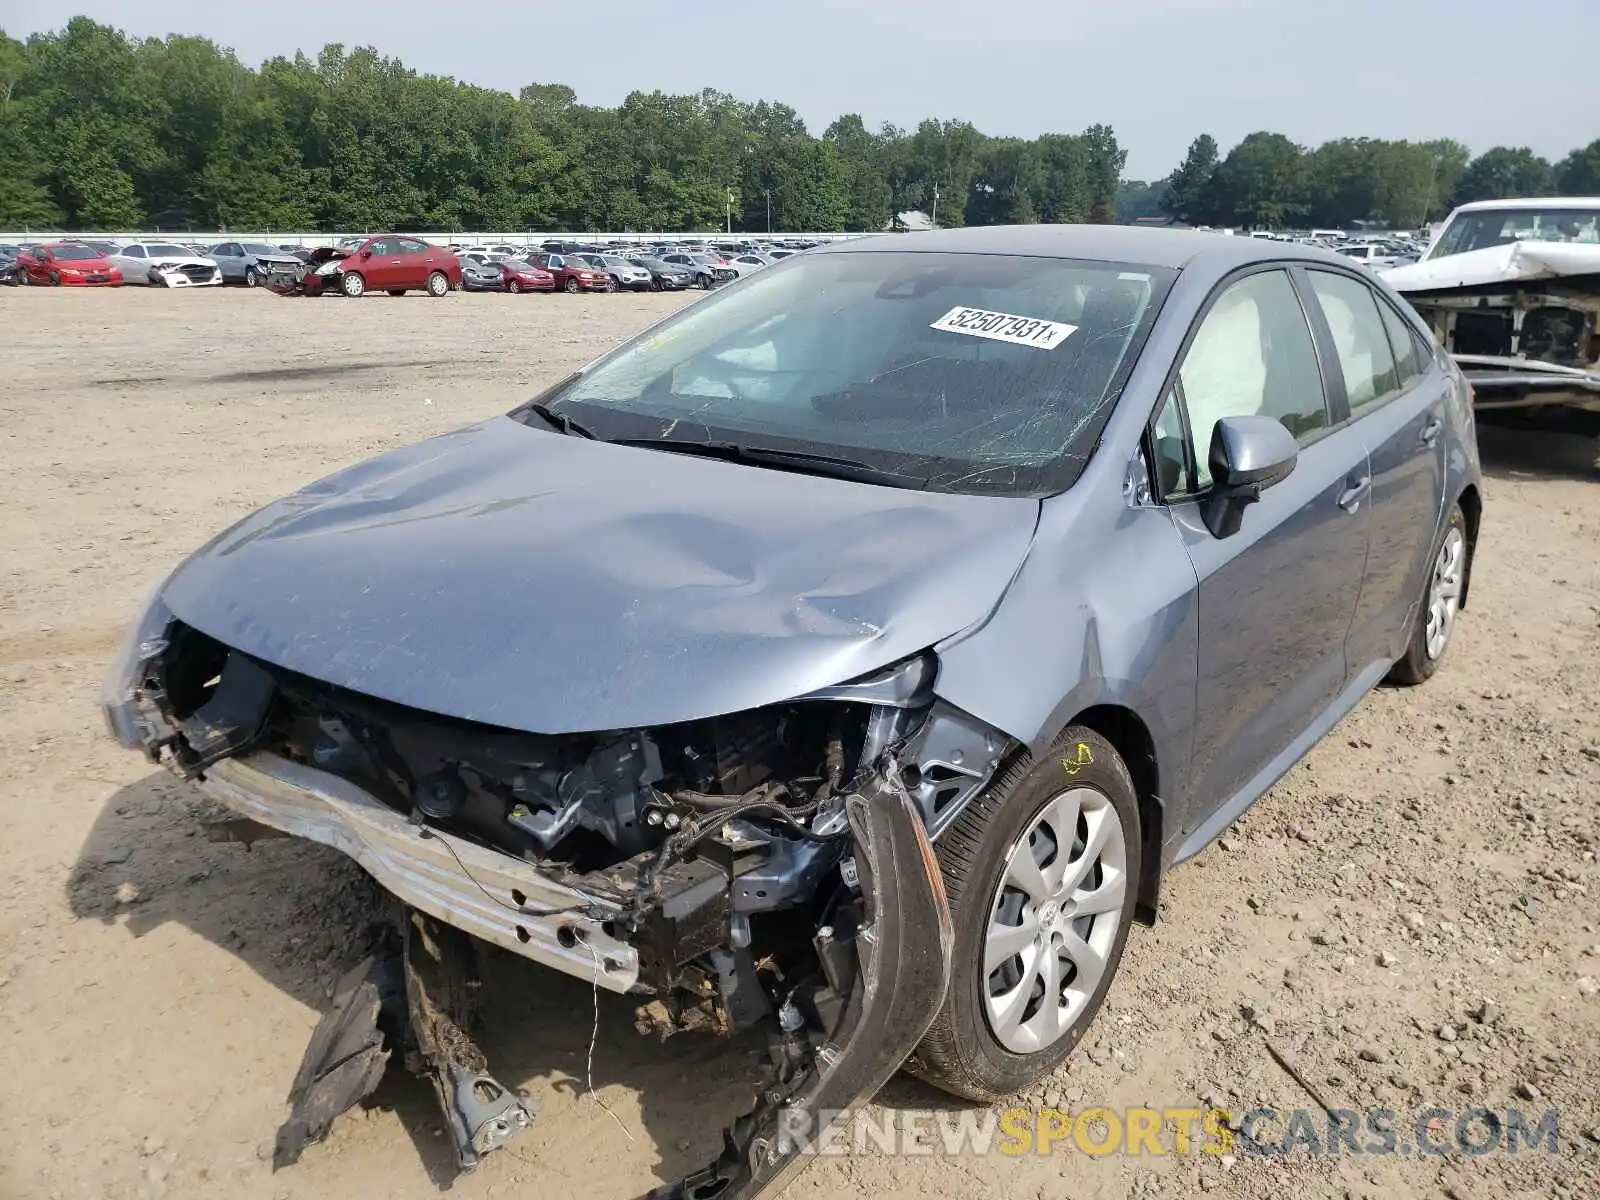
[
  {"xmin": 1338, "ymin": 475, "xmax": 1371, "ymax": 512},
  {"xmin": 1418, "ymin": 417, "xmax": 1443, "ymax": 447}
]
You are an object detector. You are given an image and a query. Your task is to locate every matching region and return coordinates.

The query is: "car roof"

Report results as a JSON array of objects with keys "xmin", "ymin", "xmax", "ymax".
[
  {"xmin": 818, "ymin": 224, "xmax": 1349, "ymax": 275},
  {"xmin": 1449, "ymin": 196, "xmax": 1600, "ymax": 213}
]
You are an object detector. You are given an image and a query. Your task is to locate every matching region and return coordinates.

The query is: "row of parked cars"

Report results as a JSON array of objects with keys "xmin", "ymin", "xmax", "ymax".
[
  {"xmin": 0, "ymin": 234, "xmax": 822, "ymax": 295},
  {"xmin": 453, "ymin": 239, "xmax": 817, "ymax": 295}
]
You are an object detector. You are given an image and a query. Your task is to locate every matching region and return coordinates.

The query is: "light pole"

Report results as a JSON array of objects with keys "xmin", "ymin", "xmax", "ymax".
[
  {"xmin": 930, "ymin": 184, "xmax": 939, "ymax": 229},
  {"xmin": 726, "ymin": 187, "xmax": 734, "ymax": 235},
  {"xmin": 764, "ymin": 189, "xmax": 771, "ymax": 233}
]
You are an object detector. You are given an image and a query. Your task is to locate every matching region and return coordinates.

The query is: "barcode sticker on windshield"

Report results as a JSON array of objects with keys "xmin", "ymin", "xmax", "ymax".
[{"xmin": 930, "ymin": 306, "xmax": 1078, "ymax": 349}]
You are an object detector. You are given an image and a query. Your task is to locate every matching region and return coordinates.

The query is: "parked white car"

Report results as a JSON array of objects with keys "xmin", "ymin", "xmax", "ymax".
[
  {"xmin": 1336, "ymin": 243, "xmax": 1402, "ymax": 271},
  {"xmin": 109, "ymin": 242, "xmax": 222, "ymax": 287}
]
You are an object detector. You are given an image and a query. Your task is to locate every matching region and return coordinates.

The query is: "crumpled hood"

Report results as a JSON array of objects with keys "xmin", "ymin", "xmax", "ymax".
[
  {"xmin": 161, "ymin": 417, "xmax": 1040, "ymax": 733},
  {"xmin": 1385, "ymin": 240, "xmax": 1600, "ymax": 292}
]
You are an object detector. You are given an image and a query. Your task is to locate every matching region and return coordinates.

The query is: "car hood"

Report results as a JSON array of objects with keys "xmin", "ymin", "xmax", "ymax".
[
  {"xmin": 160, "ymin": 417, "xmax": 1041, "ymax": 734},
  {"xmin": 149, "ymin": 256, "xmax": 215, "ymax": 269}
]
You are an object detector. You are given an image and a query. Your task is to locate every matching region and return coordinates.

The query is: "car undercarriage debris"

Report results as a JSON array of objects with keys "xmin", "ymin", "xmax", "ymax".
[
  {"xmin": 274, "ymin": 911, "xmax": 537, "ymax": 1172},
  {"xmin": 273, "ymin": 947, "xmax": 402, "ymax": 1169}
]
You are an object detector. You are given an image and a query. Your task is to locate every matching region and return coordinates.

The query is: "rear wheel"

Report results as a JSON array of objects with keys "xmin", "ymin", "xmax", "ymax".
[
  {"xmin": 1388, "ymin": 505, "xmax": 1468, "ymax": 685},
  {"xmin": 907, "ymin": 727, "xmax": 1141, "ymax": 1102},
  {"xmin": 340, "ymin": 271, "xmax": 366, "ymax": 298},
  {"xmin": 426, "ymin": 271, "xmax": 449, "ymax": 298}
]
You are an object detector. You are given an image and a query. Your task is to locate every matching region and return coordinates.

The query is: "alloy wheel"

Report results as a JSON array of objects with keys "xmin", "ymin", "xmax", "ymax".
[
  {"xmin": 1425, "ymin": 525, "xmax": 1465, "ymax": 660},
  {"xmin": 983, "ymin": 786, "xmax": 1128, "ymax": 1054}
]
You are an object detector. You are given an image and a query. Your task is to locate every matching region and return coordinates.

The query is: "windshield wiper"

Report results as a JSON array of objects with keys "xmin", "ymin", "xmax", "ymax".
[
  {"xmin": 523, "ymin": 400, "xmax": 597, "ymax": 439},
  {"xmin": 608, "ymin": 437, "xmax": 926, "ymax": 488}
]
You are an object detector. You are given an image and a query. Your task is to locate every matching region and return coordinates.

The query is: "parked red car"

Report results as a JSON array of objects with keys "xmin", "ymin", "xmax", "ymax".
[
  {"xmin": 529, "ymin": 252, "xmax": 612, "ymax": 293},
  {"xmin": 301, "ymin": 235, "xmax": 462, "ymax": 298},
  {"xmin": 18, "ymin": 243, "xmax": 123, "ymax": 287},
  {"xmin": 500, "ymin": 260, "xmax": 557, "ymax": 293}
]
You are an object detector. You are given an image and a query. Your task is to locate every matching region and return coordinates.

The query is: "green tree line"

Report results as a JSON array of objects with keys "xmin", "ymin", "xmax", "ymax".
[
  {"xmin": 1, "ymin": 17, "xmax": 1596, "ymax": 234},
  {"xmin": 1121, "ymin": 131, "xmax": 1600, "ymax": 231},
  {"xmin": 0, "ymin": 17, "xmax": 1124, "ymax": 232}
]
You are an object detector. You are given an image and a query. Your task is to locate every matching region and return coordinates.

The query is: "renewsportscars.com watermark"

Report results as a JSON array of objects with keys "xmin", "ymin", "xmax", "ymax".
[{"xmin": 774, "ymin": 1105, "xmax": 1563, "ymax": 1158}]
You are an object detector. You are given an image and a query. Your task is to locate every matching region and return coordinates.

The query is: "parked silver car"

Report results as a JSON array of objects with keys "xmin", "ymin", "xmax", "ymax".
[
  {"xmin": 208, "ymin": 241, "xmax": 308, "ymax": 286},
  {"xmin": 108, "ymin": 242, "xmax": 222, "ymax": 287},
  {"xmin": 574, "ymin": 252, "xmax": 653, "ymax": 291},
  {"xmin": 102, "ymin": 226, "xmax": 1480, "ymax": 1199}
]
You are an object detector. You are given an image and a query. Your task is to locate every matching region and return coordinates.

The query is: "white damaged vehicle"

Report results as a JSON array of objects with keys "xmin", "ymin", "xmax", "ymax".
[
  {"xmin": 1384, "ymin": 198, "xmax": 1600, "ymax": 428},
  {"xmin": 109, "ymin": 241, "xmax": 223, "ymax": 288}
]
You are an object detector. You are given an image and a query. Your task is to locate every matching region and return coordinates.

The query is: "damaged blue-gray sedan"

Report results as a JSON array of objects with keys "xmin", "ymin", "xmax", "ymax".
[{"xmin": 102, "ymin": 225, "xmax": 1482, "ymax": 1198}]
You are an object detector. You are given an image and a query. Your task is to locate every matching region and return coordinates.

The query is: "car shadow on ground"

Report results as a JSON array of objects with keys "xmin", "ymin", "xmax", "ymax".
[
  {"xmin": 67, "ymin": 769, "xmax": 963, "ymax": 1190},
  {"xmin": 1476, "ymin": 419, "xmax": 1600, "ymax": 482}
]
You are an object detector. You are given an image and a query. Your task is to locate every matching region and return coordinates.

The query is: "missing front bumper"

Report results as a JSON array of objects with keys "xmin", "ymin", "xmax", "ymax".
[
  {"xmin": 198, "ymin": 752, "xmax": 638, "ymax": 990},
  {"xmin": 205, "ymin": 751, "xmax": 951, "ymax": 1197}
]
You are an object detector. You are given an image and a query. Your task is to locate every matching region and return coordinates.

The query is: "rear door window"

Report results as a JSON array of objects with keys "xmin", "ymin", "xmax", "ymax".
[
  {"xmin": 1305, "ymin": 269, "xmax": 1401, "ymax": 413},
  {"xmin": 1377, "ymin": 298, "xmax": 1429, "ymax": 389}
]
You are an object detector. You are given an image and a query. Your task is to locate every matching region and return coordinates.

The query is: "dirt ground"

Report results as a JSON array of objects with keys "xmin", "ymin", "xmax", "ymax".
[{"xmin": 1, "ymin": 286, "xmax": 1597, "ymax": 1200}]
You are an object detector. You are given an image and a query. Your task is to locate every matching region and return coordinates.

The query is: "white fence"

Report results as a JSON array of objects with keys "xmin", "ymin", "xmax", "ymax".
[{"xmin": 0, "ymin": 230, "xmax": 876, "ymax": 248}]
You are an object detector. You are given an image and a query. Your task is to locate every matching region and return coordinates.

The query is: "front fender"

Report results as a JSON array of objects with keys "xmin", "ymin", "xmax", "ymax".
[{"xmin": 648, "ymin": 768, "xmax": 952, "ymax": 1200}]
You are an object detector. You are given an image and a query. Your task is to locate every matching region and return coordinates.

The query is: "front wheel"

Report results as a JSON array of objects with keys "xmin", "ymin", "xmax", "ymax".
[
  {"xmin": 564, "ymin": 277, "xmax": 580, "ymax": 294},
  {"xmin": 1388, "ymin": 504, "xmax": 1468, "ymax": 685},
  {"xmin": 506, "ymin": 279, "xmax": 521, "ymax": 294},
  {"xmin": 245, "ymin": 267, "xmax": 260, "ymax": 288},
  {"xmin": 907, "ymin": 726, "xmax": 1140, "ymax": 1102},
  {"xmin": 340, "ymin": 271, "xmax": 366, "ymax": 298},
  {"xmin": 425, "ymin": 271, "xmax": 449, "ymax": 297},
  {"xmin": 604, "ymin": 277, "xmax": 618, "ymax": 292}
]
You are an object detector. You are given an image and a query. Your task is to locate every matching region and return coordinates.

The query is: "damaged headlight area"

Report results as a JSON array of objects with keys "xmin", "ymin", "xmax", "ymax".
[{"xmin": 116, "ymin": 623, "xmax": 1008, "ymax": 1196}]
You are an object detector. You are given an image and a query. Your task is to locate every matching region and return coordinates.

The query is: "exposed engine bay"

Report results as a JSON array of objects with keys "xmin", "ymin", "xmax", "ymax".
[
  {"xmin": 1386, "ymin": 233, "xmax": 1600, "ymax": 429},
  {"xmin": 126, "ymin": 619, "xmax": 999, "ymax": 1197}
]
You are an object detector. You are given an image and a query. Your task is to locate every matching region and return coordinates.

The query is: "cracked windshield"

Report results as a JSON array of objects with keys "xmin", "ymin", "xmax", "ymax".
[{"xmin": 550, "ymin": 251, "xmax": 1172, "ymax": 492}]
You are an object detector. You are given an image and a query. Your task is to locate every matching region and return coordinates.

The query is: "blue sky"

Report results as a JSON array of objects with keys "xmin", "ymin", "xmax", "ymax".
[{"xmin": 9, "ymin": 0, "xmax": 1597, "ymax": 178}]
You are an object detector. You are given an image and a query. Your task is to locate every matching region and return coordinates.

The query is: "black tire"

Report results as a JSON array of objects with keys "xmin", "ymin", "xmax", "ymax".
[
  {"xmin": 650, "ymin": 277, "xmax": 662, "ymax": 292},
  {"xmin": 906, "ymin": 726, "xmax": 1141, "ymax": 1102},
  {"xmin": 564, "ymin": 276, "xmax": 580, "ymax": 294},
  {"xmin": 426, "ymin": 271, "xmax": 449, "ymax": 298},
  {"xmin": 387, "ymin": 288, "xmax": 406, "ymax": 297},
  {"xmin": 340, "ymin": 271, "xmax": 365, "ymax": 298},
  {"xmin": 1388, "ymin": 504, "xmax": 1468, "ymax": 685},
  {"xmin": 507, "ymin": 280, "xmax": 521, "ymax": 294},
  {"xmin": 245, "ymin": 267, "xmax": 260, "ymax": 288},
  {"xmin": 604, "ymin": 276, "xmax": 618, "ymax": 292}
]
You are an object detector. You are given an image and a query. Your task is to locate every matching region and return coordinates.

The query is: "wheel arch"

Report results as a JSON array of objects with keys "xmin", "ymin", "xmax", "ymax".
[{"xmin": 1062, "ymin": 703, "xmax": 1164, "ymax": 927}]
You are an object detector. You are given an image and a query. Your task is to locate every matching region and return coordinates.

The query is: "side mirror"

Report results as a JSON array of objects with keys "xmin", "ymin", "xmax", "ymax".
[{"xmin": 1202, "ymin": 415, "xmax": 1298, "ymax": 539}]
